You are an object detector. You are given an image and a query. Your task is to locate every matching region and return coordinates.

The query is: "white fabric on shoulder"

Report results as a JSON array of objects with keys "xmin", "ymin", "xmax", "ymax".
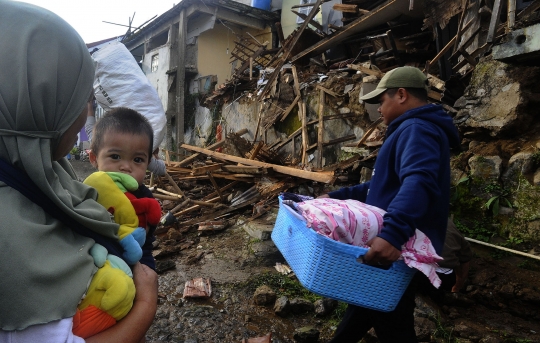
[{"xmin": 0, "ymin": 318, "xmax": 85, "ymax": 343}]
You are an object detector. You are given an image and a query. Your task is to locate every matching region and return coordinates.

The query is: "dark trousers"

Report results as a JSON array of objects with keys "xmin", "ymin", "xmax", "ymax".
[{"xmin": 328, "ymin": 280, "xmax": 418, "ymax": 343}]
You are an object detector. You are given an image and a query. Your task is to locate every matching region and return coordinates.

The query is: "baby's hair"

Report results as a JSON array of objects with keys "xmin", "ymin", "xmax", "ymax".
[{"xmin": 91, "ymin": 107, "xmax": 154, "ymax": 158}]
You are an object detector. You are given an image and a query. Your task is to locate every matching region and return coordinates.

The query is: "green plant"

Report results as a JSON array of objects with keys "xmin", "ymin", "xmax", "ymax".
[
  {"xmin": 248, "ymin": 272, "xmax": 322, "ymax": 302},
  {"xmin": 483, "ymin": 183, "xmax": 512, "ymax": 216},
  {"xmin": 432, "ymin": 313, "xmax": 457, "ymax": 343},
  {"xmin": 70, "ymin": 147, "xmax": 79, "ymax": 155},
  {"xmin": 455, "ymin": 219, "xmax": 493, "ymax": 242},
  {"xmin": 450, "ymin": 176, "xmax": 470, "ymax": 206}
]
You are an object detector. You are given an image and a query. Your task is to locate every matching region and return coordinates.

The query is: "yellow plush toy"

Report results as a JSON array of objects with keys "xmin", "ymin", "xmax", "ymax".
[
  {"xmin": 83, "ymin": 171, "xmax": 146, "ymax": 265},
  {"xmin": 73, "ymin": 244, "xmax": 135, "ymax": 338}
]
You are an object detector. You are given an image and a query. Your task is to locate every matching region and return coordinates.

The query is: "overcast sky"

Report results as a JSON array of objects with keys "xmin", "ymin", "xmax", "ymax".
[{"xmin": 17, "ymin": 0, "xmax": 177, "ymax": 43}]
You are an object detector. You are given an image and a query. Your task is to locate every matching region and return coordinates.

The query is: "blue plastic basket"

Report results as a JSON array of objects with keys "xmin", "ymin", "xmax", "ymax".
[{"xmin": 271, "ymin": 197, "xmax": 417, "ymax": 312}]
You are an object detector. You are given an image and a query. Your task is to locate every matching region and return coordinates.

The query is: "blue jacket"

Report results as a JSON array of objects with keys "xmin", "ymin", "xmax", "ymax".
[{"xmin": 329, "ymin": 104, "xmax": 460, "ymax": 253}]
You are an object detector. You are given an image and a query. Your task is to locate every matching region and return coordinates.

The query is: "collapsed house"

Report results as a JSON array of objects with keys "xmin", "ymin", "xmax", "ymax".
[{"xmin": 111, "ymin": 0, "xmax": 540, "ymax": 244}]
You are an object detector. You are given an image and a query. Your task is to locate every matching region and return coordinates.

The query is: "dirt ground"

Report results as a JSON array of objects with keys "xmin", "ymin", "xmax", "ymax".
[
  {"xmin": 146, "ymin": 211, "xmax": 540, "ymax": 343},
  {"xmin": 69, "ymin": 159, "xmax": 540, "ymax": 343}
]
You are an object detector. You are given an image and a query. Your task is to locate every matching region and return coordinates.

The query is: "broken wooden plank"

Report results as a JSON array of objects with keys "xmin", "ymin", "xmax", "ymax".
[
  {"xmin": 191, "ymin": 163, "xmax": 223, "ymax": 176},
  {"xmin": 207, "ymin": 172, "xmax": 224, "ymax": 202},
  {"xmin": 154, "ymin": 187, "xmax": 184, "ymax": 199},
  {"xmin": 248, "ymin": 141, "xmax": 264, "ymax": 160},
  {"xmin": 291, "ymin": 0, "xmax": 421, "ymax": 62},
  {"xmin": 221, "ymin": 165, "xmax": 268, "ymax": 174},
  {"xmin": 275, "ymin": 22, "xmax": 285, "ymax": 45},
  {"xmin": 424, "ymin": 35, "xmax": 456, "ymax": 72},
  {"xmin": 178, "ymin": 140, "xmax": 225, "ymax": 167},
  {"xmin": 333, "ymin": 3, "xmax": 358, "ymax": 13},
  {"xmin": 178, "ymin": 196, "xmax": 260, "ymax": 226},
  {"xmin": 347, "ymin": 63, "xmax": 384, "ymax": 78},
  {"xmin": 279, "ymin": 95, "xmax": 301, "ymax": 122},
  {"xmin": 356, "ymin": 117, "xmax": 383, "ymax": 147},
  {"xmin": 165, "ymin": 171, "xmax": 184, "ymax": 196},
  {"xmin": 307, "ymin": 134, "xmax": 356, "ymax": 151},
  {"xmin": 174, "ymin": 196, "xmax": 222, "ymax": 217},
  {"xmin": 517, "ymin": 0, "xmax": 540, "ymax": 19},
  {"xmin": 181, "ymin": 144, "xmax": 335, "ymax": 183},
  {"xmin": 301, "ymin": 101, "xmax": 308, "ymax": 165},
  {"xmin": 291, "ymin": 10, "xmax": 324, "ymax": 32},
  {"xmin": 316, "ymin": 84, "xmax": 343, "ymax": 98},
  {"xmin": 453, "ymin": 0, "xmax": 469, "ymax": 54},
  {"xmin": 198, "ymin": 221, "xmax": 226, "ymax": 231}
]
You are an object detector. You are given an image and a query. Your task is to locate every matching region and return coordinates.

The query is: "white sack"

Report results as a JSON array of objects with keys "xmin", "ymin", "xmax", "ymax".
[{"xmin": 92, "ymin": 41, "xmax": 166, "ymax": 150}]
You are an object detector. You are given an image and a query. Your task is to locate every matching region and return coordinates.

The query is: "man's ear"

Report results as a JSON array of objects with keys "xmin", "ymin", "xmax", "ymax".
[
  {"xmin": 397, "ymin": 88, "xmax": 408, "ymax": 103},
  {"xmin": 89, "ymin": 150, "xmax": 98, "ymax": 168}
]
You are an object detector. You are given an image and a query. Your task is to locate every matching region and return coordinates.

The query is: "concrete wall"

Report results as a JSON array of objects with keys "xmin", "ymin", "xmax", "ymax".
[
  {"xmin": 197, "ymin": 23, "xmax": 272, "ymax": 86},
  {"xmin": 141, "ymin": 45, "xmax": 171, "ymax": 113}
]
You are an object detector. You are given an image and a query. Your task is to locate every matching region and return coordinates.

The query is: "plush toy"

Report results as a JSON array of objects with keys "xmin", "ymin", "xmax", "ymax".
[
  {"xmin": 124, "ymin": 192, "xmax": 161, "ymax": 232},
  {"xmin": 83, "ymin": 171, "xmax": 146, "ymax": 265},
  {"xmin": 73, "ymin": 244, "xmax": 135, "ymax": 338}
]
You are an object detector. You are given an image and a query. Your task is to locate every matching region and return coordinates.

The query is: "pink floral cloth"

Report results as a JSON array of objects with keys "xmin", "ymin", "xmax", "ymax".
[{"xmin": 295, "ymin": 198, "xmax": 442, "ymax": 288}]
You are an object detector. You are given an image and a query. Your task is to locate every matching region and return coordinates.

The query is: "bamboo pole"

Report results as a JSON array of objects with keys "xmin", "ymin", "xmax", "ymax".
[{"xmin": 466, "ymin": 237, "xmax": 540, "ymax": 261}]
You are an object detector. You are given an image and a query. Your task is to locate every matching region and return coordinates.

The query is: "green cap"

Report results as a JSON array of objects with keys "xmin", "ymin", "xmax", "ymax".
[{"xmin": 360, "ymin": 66, "xmax": 428, "ymax": 104}]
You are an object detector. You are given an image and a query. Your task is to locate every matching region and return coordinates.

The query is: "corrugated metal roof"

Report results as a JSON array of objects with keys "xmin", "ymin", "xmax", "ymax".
[{"xmin": 123, "ymin": 0, "xmax": 278, "ymax": 45}]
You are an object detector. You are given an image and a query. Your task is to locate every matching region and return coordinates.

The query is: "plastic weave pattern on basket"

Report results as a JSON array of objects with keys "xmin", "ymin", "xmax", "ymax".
[{"xmin": 271, "ymin": 197, "xmax": 417, "ymax": 312}]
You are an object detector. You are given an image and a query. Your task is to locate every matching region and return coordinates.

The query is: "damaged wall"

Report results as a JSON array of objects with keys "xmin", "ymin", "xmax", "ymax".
[{"xmin": 451, "ymin": 57, "xmax": 540, "ymax": 243}]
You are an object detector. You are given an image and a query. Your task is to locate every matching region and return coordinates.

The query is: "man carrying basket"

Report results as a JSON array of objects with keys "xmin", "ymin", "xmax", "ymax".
[{"xmin": 320, "ymin": 66, "xmax": 460, "ymax": 342}]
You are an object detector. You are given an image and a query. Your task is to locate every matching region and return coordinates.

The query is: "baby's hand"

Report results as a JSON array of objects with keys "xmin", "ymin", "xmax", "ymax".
[{"xmin": 132, "ymin": 263, "xmax": 158, "ymax": 305}]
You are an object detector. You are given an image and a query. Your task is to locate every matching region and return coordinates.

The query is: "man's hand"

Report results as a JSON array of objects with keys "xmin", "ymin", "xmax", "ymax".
[
  {"xmin": 317, "ymin": 194, "xmax": 330, "ymax": 199},
  {"xmin": 363, "ymin": 237, "xmax": 401, "ymax": 265}
]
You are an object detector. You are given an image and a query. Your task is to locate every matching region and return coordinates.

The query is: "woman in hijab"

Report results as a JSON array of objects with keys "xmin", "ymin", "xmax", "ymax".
[{"xmin": 0, "ymin": 1, "xmax": 157, "ymax": 341}]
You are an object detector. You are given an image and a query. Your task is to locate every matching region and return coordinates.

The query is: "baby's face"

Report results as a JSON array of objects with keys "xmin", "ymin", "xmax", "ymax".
[{"xmin": 89, "ymin": 132, "xmax": 150, "ymax": 185}]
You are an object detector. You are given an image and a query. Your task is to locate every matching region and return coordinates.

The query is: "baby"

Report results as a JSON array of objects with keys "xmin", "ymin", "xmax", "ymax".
[{"xmin": 73, "ymin": 108, "xmax": 161, "ymax": 338}]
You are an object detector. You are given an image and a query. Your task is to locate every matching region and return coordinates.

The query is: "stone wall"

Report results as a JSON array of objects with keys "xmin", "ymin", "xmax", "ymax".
[{"xmin": 451, "ymin": 58, "xmax": 540, "ymax": 244}]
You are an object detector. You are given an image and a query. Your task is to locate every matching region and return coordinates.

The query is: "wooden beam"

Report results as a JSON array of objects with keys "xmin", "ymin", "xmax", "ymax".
[
  {"xmin": 517, "ymin": 0, "xmax": 540, "ymax": 19},
  {"xmin": 191, "ymin": 164, "xmax": 223, "ymax": 176},
  {"xmin": 221, "ymin": 165, "xmax": 268, "ymax": 174},
  {"xmin": 317, "ymin": 89, "xmax": 325, "ymax": 168},
  {"xmin": 275, "ymin": 22, "xmax": 285, "ymax": 46},
  {"xmin": 316, "ymin": 84, "xmax": 343, "ymax": 98},
  {"xmin": 165, "ymin": 171, "xmax": 185, "ymax": 196},
  {"xmin": 176, "ymin": 9, "xmax": 186, "ymax": 153},
  {"xmin": 178, "ymin": 140, "xmax": 225, "ymax": 167},
  {"xmin": 181, "ymin": 144, "xmax": 335, "ymax": 183},
  {"xmin": 279, "ymin": 95, "xmax": 301, "ymax": 122},
  {"xmin": 453, "ymin": 0, "xmax": 468, "ymax": 54},
  {"xmin": 356, "ymin": 117, "xmax": 383, "ymax": 147},
  {"xmin": 424, "ymin": 35, "xmax": 456, "ymax": 72},
  {"xmin": 332, "ymin": 3, "xmax": 358, "ymax": 13},
  {"xmin": 487, "ymin": 0, "xmax": 504, "ymax": 43},
  {"xmin": 507, "ymin": 0, "xmax": 516, "ymax": 32},
  {"xmin": 207, "ymin": 172, "xmax": 224, "ymax": 202},
  {"xmin": 307, "ymin": 134, "xmax": 357, "ymax": 151},
  {"xmin": 301, "ymin": 101, "xmax": 308, "ymax": 165},
  {"xmin": 202, "ymin": 181, "xmax": 239, "ymax": 201}
]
